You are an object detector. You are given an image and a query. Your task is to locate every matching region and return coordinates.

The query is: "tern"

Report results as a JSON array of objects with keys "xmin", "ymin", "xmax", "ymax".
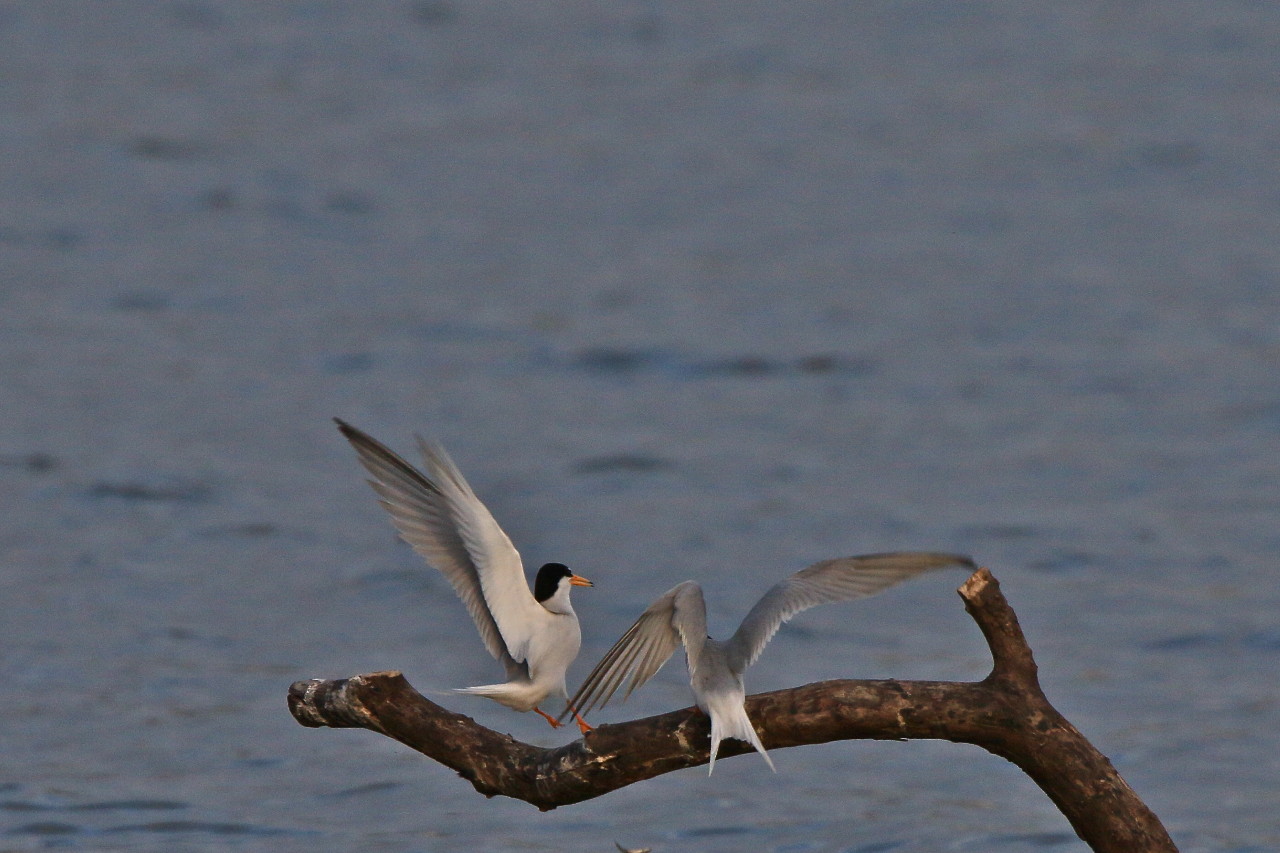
[
  {"xmin": 336, "ymin": 419, "xmax": 594, "ymax": 732},
  {"xmin": 563, "ymin": 551, "xmax": 976, "ymax": 772}
]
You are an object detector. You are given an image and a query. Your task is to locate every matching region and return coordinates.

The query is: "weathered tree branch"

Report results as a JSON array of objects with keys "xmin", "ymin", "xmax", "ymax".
[{"xmin": 288, "ymin": 569, "xmax": 1177, "ymax": 852}]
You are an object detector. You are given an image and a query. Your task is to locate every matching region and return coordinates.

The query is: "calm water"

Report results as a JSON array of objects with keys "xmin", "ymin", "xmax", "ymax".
[{"xmin": 3, "ymin": 3, "xmax": 1278, "ymax": 851}]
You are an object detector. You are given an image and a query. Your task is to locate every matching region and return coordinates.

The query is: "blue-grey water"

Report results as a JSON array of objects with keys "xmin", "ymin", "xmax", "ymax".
[{"xmin": 2, "ymin": 3, "xmax": 1277, "ymax": 851}]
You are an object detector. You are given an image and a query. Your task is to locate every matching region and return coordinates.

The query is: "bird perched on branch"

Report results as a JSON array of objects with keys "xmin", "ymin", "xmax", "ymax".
[
  {"xmin": 336, "ymin": 419, "xmax": 594, "ymax": 732},
  {"xmin": 564, "ymin": 551, "xmax": 977, "ymax": 771}
]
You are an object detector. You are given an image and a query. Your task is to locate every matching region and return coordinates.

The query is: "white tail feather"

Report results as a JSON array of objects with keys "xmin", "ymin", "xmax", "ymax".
[
  {"xmin": 452, "ymin": 684, "xmax": 507, "ymax": 696},
  {"xmin": 707, "ymin": 703, "xmax": 776, "ymax": 775},
  {"xmin": 451, "ymin": 683, "xmax": 545, "ymax": 713}
]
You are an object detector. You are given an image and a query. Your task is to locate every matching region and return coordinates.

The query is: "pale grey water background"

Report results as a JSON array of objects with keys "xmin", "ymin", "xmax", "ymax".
[{"xmin": 2, "ymin": 3, "xmax": 1278, "ymax": 851}]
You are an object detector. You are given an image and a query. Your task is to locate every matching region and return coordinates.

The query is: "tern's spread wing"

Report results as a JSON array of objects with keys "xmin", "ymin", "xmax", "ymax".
[
  {"xmin": 336, "ymin": 420, "xmax": 541, "ymax": 672},
  {"xmin": 562, "ymin": 581, "xmax": 708, "ymax": 720},
  {"xmin": 411, "ymin": 434, "xmax": 548, "ymax": 663},
  {"xmin": 724, "ymin": 551, "xmax": 977, "ymax": 674}
]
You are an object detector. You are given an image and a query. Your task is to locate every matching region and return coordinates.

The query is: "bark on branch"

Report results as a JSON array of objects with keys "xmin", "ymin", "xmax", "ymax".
[{"xmin": 288, "ymin": 569, "xmax": 1177, "ymax": 852}]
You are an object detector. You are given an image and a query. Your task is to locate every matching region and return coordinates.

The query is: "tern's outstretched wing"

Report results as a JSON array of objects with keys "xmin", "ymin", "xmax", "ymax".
[
  {"xmin": 723, "ymin": 551, "xmax": 977, "ymax": 674},
  {"xmin": 561, "ymin": 581, "xmax": 708, "ymax": 720},
  {"xmin": 336, "ymin": 420, "xmax": 542, "ymax": 674}
]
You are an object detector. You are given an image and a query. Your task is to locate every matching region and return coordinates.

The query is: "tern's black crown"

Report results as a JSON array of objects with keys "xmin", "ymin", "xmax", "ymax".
[{"xmin": 533, "ymin": 562, "xmax": 573, "ymax": 602}]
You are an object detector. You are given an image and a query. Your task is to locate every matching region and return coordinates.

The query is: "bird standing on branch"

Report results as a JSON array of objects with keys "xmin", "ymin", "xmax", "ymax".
[
  {"xmin": 564, "ymin": 551, "xmax": 976, "ymax": 771},
  {"xmin": 336, "ymin": 419, "xmax": 594, "ymax": 732}
]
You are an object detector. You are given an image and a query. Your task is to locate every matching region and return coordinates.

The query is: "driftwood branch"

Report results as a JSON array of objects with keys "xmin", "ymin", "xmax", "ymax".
[{"xmin": 288, "ymin": 569, "xmax": 1176, "ymax": 853}]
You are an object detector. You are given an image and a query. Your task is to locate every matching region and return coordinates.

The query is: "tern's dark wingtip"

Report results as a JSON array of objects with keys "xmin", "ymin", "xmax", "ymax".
[{"xmin": 333, "ymin": 418, "xmax": 370, "ymax": 444}]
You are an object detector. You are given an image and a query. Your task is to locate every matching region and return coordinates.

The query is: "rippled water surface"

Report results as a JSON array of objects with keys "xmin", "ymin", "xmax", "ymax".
[{"xmin": 3, "ymin": 3, "xmax": 1278, "ymax": 851}]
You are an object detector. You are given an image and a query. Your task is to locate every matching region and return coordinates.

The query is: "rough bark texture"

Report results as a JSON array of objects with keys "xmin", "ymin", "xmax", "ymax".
[{"xmin": 288, "ymin": 569, "xmax": 1177, "ymax": 853}]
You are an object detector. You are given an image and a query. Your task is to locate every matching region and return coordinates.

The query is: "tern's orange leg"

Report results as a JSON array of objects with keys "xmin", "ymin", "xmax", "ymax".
[
  {"xmin": 571, "ymin": 710, "xmax": 592, "ymax": 734},
  {"xmin": 533, "ymin": 706, "xmax": 564, "ymax": 728}
]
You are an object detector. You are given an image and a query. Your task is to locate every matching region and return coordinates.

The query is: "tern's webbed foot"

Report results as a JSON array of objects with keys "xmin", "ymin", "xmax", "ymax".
[{"xmin": 533, "ymin": 706, "xmax": 564, "ymax": 728}]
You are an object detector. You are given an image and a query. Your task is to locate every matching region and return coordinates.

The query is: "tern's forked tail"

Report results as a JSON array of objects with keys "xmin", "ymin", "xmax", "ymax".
[
  {"xmin": 706, "ymin": 700, "xmax": 776, "ymax": 775},
  {"xmin": 451, "ymin": 682, "xmax": 544, "ymax": 713}
]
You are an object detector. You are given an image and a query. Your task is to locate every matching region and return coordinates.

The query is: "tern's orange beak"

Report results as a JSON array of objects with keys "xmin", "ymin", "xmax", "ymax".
[{"xmin": 570, "ymin": 575, "xmax": 594, "ymax": 587}]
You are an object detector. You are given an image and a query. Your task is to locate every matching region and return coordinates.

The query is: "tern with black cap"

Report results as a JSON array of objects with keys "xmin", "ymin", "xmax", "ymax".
[{"xmin": 336, "ymin": 419, "xmax": 594, "ymax": 732}]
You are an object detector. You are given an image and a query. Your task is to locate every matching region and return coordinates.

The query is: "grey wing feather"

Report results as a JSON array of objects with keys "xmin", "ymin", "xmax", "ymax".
[
  {"xmin": 561, "ymin": 581, "xmax": 707, "ymax": 720},
  {"xmin": 724, "ymin": 551, "xmax": 977, "ymax": 673},
  {"xmin": 335, "ymin": 419, "xmax": 523, "ymax": 678},
  {"xmin": 412, "ymin": 435, "xmax": 545, "ymax": 664}
]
